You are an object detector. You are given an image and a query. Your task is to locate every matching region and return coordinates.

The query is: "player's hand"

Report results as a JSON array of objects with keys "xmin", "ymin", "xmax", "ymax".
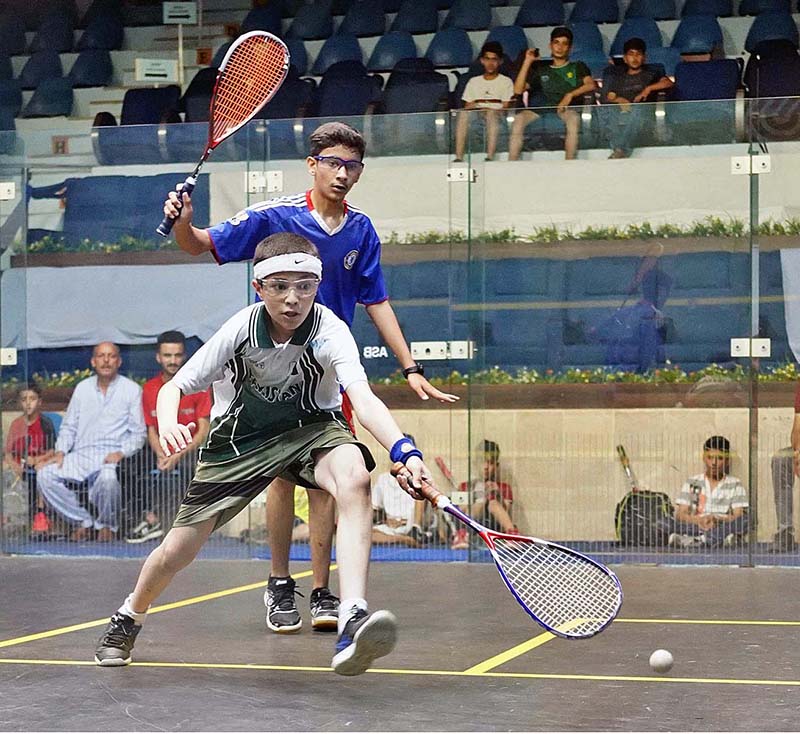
[
  {"xmin": 164, "ymin": 183, "xmax": 193, "ymax": 225},
  {"xmin": 103, "ymin": 451, "xmax": 124, "ymax": 465},
  {"xmin": 391, "ymin": 459, "xmax": 427, "ymax": 501},
  {"xmin": 160, "ymin": 421, "xmax": 196, "ymax": 457},
  {"xmin": 406, "ymin": 373, "xmax": 459, "ymax": 403}
]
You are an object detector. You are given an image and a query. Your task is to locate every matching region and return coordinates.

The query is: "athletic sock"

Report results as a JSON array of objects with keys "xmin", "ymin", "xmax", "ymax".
[
  {"xmin": 338, "ymin": 597, "xmax": 368, "ymax": 635},
  {"xmin": 118, "ymin": 594, "xmax": 149, "ymax": 625}
]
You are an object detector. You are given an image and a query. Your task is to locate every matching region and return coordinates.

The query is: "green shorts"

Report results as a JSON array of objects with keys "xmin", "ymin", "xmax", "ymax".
[{"xmin": 172, "ymin": 421, "xmax": 375, "ymax": 531}]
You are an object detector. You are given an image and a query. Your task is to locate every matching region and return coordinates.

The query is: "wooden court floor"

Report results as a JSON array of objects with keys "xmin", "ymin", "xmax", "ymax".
[{"xmin": 1, "ymin": 557, "xmax": 800, "ymax": 731}]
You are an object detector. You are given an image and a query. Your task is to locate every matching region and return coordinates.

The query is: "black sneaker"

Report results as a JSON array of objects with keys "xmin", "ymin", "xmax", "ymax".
[
  {"xmin": 331, "ymin": 608, "xmax": 397, "ymax": 676},
  {"xmin": 310, "ymin": 587, "xmax": 339, "ymax": 631},
  {"xmin": 264, "ymin": 576, "xmax": 303, "ymax": 633},
  {"xmin": 94, "ymin": 612, "xmax": 142, "ymax": 667},
  {"xmin": 125, "ymin": 519, "xmax": 164, "ymax": 544},
  {"xmin": 769, "ymin": 528, "xmax": 797, "ymax": 553}
]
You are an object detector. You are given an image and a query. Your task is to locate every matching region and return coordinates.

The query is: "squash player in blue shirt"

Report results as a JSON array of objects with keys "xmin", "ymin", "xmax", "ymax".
[{"xmin": 162, "ymin": 121, "xmax": 457, "ymax": 636}]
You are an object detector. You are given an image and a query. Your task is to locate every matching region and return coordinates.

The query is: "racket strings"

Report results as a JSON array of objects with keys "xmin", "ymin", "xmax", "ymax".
[
  {"xmin": 493, "ymin": 537, "xmax": 621, "ymax": 638},
  {"xmin": 212, "ymin": 37, "xmax": 288, "ymax": 143}
]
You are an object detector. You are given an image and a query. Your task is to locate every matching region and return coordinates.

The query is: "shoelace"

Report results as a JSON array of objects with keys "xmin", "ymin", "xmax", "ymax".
[
  {"xmin": 102, "ymin": 616, "xmax": 137, "ymax": 647},
  {"xmin": 313, "ymin": 588, "xmax": 339, "ymax": 610},
  {"xmin": 272, "ymin": 585, "xmax": 303, "ymax": 611}
]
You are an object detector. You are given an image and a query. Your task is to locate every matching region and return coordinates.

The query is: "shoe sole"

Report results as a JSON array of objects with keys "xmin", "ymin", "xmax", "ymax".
[
  {"xmin": 266, "ymin": 617, "xmax": 302, "ymax": 634},
  {"xmin": 311, "ymin": 614, "xmax": 338, "ymax": 631},
  {"xmin": 331, "ymin": 610, "xmax": 397, "ymax": 676},
  {"xmin": 94, "ymin": 655, "xmax": 131, "ymax": 667},
  {"xmin": 125, "ymin": 531, "xmax": 164, "ymax": 544}
]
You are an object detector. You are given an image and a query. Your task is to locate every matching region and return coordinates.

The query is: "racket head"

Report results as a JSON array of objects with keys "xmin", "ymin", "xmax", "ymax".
[
  {"xmin": 482, "ymin": 528, "xmax": 623, "ymax": 639},
  {"xmin": 207, "ymin": 30, "xmax": 290, "ymax": 149}
]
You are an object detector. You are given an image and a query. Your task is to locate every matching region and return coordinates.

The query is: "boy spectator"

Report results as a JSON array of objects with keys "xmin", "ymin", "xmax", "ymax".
[
  {"xmin": 126, "ymin": 331, "xmax": 211, "ymax": 544},
  {"xmin": 602, "ymin": 38, "xmax": 674, "ymax": 159},
  {"xmin": 451, "ymin": 440, "xmax": 518, "ymax": 550},
  {"xmin": 453, "ymin": 41, "xmax": 515, "ymax": 162},
  {"xmin": 669, "ymin": 435, "xmax": 748, "ymax": 549},
  {"xmin": 2, "ymin": 383, "xmax": 56, "ymax": 534},
  {"xmin": 37, "ymin": 342, "xmax": 146, "ymax": 542},
  {"xmin": 509, "ymin": 27, "xmax": 596, "ymax": 161}
]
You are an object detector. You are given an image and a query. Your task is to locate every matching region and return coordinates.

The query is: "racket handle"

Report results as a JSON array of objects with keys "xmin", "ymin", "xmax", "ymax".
[
  {"xmin": 156, "ymin": 176, "xmax": 197, "ymax": 238},
  {"xmin": 391, "ymin": 461, "xmax": 450, "ymax": 508}
]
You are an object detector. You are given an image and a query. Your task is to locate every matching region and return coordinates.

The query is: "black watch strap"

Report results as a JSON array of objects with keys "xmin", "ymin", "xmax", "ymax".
[{"xmin": 402, "ymin": 362, "xmax": 425, "ymax": 378}]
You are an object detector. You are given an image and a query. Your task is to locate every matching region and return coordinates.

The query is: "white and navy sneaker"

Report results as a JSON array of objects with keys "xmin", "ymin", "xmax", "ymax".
[
  {"xmin": 264, "ymin": 576, "xmax": 303, "ymax": 633},
  {"xmin": 331, "ymin": 608, "xmax": 397, "ymax": 676},
  {"xmin": 310, "ymin": 587, "xmax": 339, "ymax": 631},
  {"xmin": 94, "ymin": 612, "xmax": 141, "ymax": 666}
]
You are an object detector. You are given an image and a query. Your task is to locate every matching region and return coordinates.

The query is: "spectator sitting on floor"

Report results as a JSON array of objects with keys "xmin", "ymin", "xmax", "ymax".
[
  {"xmin": 37, "ymin": 342, "xmax": 146, "ymax": 542},
  {"xmin": 669, "ymin": 435, "xmax": 748, "ymax": 549},
  {"xmin": 2, "ymin": 382, "xmax": 56, "ymax": 535},
  {"xmin": 126, "ymin": 331, "xmax": 211, "ymax": 544},
  {"xmin": 372, "ymin": 435, "xmax": 427, "ymax": 547},
  {"xmin": 451, "ymin": 440, "xmax": 518, "ymax": 550}
]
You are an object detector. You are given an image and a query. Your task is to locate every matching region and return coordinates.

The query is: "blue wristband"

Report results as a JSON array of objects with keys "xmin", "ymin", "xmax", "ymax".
[{"xmin": 390, "ymin": 437, "xmax": 423, "ymax": 464}]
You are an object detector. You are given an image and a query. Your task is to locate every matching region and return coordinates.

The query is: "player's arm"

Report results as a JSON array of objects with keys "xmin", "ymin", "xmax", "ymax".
[
  {"xmin": 364, "ymin": 300, "xmax": 458, "ymax": 403},
  {"xmin": 156, "ymin": 382, "xmax": 195, "ymax": 457}
]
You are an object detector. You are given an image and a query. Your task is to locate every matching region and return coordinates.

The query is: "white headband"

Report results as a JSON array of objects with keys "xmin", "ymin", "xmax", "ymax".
[{"xmin": 253, "ymin": 253, "xmax": 322, "ymax": 280}]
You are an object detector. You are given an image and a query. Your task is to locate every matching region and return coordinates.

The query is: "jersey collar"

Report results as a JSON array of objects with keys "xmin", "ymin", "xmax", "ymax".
[{"xmin": 306, "ymin": 190, "xmax": 349, "ymax": 236}]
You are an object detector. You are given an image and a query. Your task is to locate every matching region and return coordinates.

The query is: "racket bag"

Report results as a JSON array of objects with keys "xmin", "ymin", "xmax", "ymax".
[{"xmin": 614, "ymin": 490, "xmax": 674, "ymax": 547}]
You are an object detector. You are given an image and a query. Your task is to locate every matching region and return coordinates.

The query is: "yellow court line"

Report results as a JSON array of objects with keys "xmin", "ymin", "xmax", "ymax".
[
  {"xmin": 0, "ymin": 567, "xmax": 333, "ymax": 651},
  {"xmin": 617, "ymin": 618, "xmax": 800, "ymax": 626},
  {"xmin": 464, "ymin": 631, "xmax": 555, "ymax": 674},
  {"xmin": 2, "ymin": 658, "xmax": 800, "ymax": 687}
]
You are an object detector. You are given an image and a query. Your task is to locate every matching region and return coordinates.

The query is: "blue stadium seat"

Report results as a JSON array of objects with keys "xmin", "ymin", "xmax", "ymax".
[
  {"xmin": 671, "ymin": 15, "xmax": 724, "ymax": 53},
  {"xmin": 0, "ymin": 106, "xmax": 16, "ymax": 155},
  {"xmin": 0, "ymin": 56, "xmax": 11, "ymax": 81},
  {"xmin": 0, "ymin": 15, "xmax": 26, "ymax": 56},
  {"xmin": 625, "ymin": 0, "xmax": 677, "ymax": 20},
  {"xmin": 424, "ymin": 28, "xmax": 474, "ymax": 67},
  {"xmin": 668, "ymin": 59, "xmax": 740, "ymax": 139},
  {"xmin": 287, "ymin": 2, "xmax": 334, "ymax": 40},
  {"xmin": 286, "ymin": 39, "xmax": 309, "ymax": 76},
  {"xmin": 211, "ymin": 41, "xmax": 231, "ymax": 68},
  {"xmin": 0, "ymin": 79, "xmax": 22, "ymax": 116},
  {"xmin": 19, "ymin": 51, "xmax": 64, "ymax": 91},
  {"xmin": 390, "ymin": 0, "xmax": 439, "ymax": 34},
  {"xmin": 78, "ymin": 0, "xmax": 119, "ymax": 28},
  {"xmin": 435, "ymin": 0, "xmax": 456, "ymax": 8},
  {"xmin": 311, "ymin": 33, "xmax": 363, "ymax": 75},
  {"xmin": 610, "ymin": 18, "xmax": 664, "ymax": 56},
  {"xmin": 315, "ymin": 62, "xmax": 382, "ymax": 117},
  {"xmin": 256, "ymin": 67, "xmax": 315, "ymax": 120},
  {"xmin": 485, "ymin": 25, "xmax": 529, "ymax": 62},
  {"xmin": 180, "ymin": 67, "xmax": 217, "ymax": 122},
  {"xmin": 67, "ymin": 48, "xmax": 112, "ymax": 87},
  {"xmin": 75, "ymin": 10, "xmax": 123, "ymax": 50},
  {"xmin": 569, "ymin": 21, "xmax": 606, "ymax": 58},
  {"xmin": 120, "ymin": 85, "xmax": 181, "ymax": 125},
  {"xmin": 673, "ymin": 58, "xmax": 740, "ymax": 100},
  {"xmin": 339, "ymin": 0, "xmax": 386, "ymax": 36},
  {"xmin": 332, "ymin": 0, "xmax": 354, "ymax": 13},
  {"xmin": 367, "ymin": 31, "xmax": 418, "ymax": 72},
  {"xmin": 442, "ymin": 0, "xmax": 492, "ymax": 31},
  {"xmin": 743, "ymin": 41, "xmax": 800, "ymax": 140},
  {"xmin": 681, "ymin": 0, "xmax": 733, "ymax": 15},
  {"xmin": 30, "ymin": 10, "xmax": 75, "ymax": 53},
  {"xmin": 382, "ymin": 0, "xmax": 404, "ymax": 11},
  {"xmin": 240, "ymin": 6, "xmax": 282, "ymax": 35},
  {"xmin": 645, "ymin": 47, "xmax": 681, "ymax": 75},
  {"xmin": 738, "ymin": 0, "xmax": 792, "ymax": 15},
  {"xmin": 569, "ymin": 0, "xmax": 619, "ymax": 23},
  {"xmin": 515, "ymin": 0, "xmax": 565, "ymax": 27},
  {"xmin": 22, "ymin": 77, "xmax": 73, "ymax": 118},
  {"xmin": 745, "ymin": 11, "xmax": 799, "ymax": 52}
]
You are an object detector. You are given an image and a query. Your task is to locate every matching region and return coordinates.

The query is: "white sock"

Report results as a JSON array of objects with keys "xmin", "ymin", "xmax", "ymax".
[
  {"xmin": 118, "ymin": 594, "xmax": 149, "ymax": 625},
  {"xmin": 338, "ymin": 597, "xmax": 368, "ymax": 635}
]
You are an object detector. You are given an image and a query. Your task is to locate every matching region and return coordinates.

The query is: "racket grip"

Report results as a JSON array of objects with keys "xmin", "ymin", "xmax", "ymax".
[{"xmin": 156, "ymin": 176, "xmax": 197, "ymax": 238}]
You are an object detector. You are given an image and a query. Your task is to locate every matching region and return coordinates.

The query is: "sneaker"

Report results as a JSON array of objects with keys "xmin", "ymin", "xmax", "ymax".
[
  {"xmin": 451, "ymin": 528, "xmax": 469, "ymax": 550},
  {"xmin": 125, "ymin": 519, "xmax": 163, "ymax": 544},
  {"xmin": 723, "ymin": 533, "xmax": 746, "ymax": 548},
  {"xmin": 331, "ymin": 608, "xmax": 397, "ymax": 676},
  {"xmin": 769, "ymin": 528, "xmax": 797, "ymax": 553},
  {"xmin": 310, "ymin": 587, "xmax": 339, "ymax": 632},
  {"xmin": 94, "ymin": 612, "xmax": 142, "ymax": 666},
  {"xmin": 668, "ymin": 532, "xmax": 696, "ymax": 549},
  {"xmin": 264, "ymin": 576, "xmax": 303, "ymax": 633}
]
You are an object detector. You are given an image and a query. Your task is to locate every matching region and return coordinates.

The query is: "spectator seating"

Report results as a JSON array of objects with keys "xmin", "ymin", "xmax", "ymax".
[
  {"xmin": 314, "ymin": 60, "xmax": 382, "ymax": 117},
  {"xmin": 744, "ymin": 39, "xmax": 800, "ymax": 141},
  {"xmin": 681, "ymin": 0, "xmax": 734, "ymax": 15},
  {"xmin": 744, "ymin": 11, "xmax": 799, "ymax": 52},
  {"xmin": 0, "ymin": 106, "xmax": 19, "ymax": 154},
  {"xmin": 29, "ymin": 10, "xmax": 75, "ymax": 53},
  {"xmin": 610, "ymin": 18, "xmax": 664, "ymax": 56},
  {"xmin": 514, "ymin": 0, "xmax": 565, "ymax": 27},
  {"xmin": 625, "ymin": 0, "xmax": 678, "ymax": 20},
  {"xmin": 339, "ymin": 0, "xmax": 387, "ymax": 37},
  {"xmin": 646, "ymin": 46, "xmax": 682, "ymax": 75},
  {"xmin": 0, "ymin": 56, "xmax": 12, "ymax": 81},
  {"xmin": 180, "ymin": 67, "xmax": 217, "ymax": 122},
  {"xmin": 121, "ymin": 85, "xmax": 181, "ymax": 126},
  {"xmin": 425, "ymin": 27, "xmax": 474, "ymax": 68},
  {"xmin": 738, "ymin": 0, "xmax": 792, "ymax": 15},
  {"xmin": 0, "ymin": 14, "xmax": 27, "ymax": 56},
  {"xmin": 442, "ymin": 0, "xmax": 492, "ymax": 31},
  {"xmin": 19, "ymin": 51, "xmax": 64, "ymax": 91},
  {"xmin": 211, "ymin": 41, "xmax": 231, "ymax": 68},
  {"xmin": 671, "ymin": 14, "xmax": 725, "ymax": 53},
  {"xmin": 68, "ymin": 49, "xmax": 113, "ymax": 88},
  {"xmin": 390, "ymin": 0, "xmax": 439, "ymax": 34},
  {"xmin": 286, "ymin": 1, "xmax": 334, "ymax": 40},
  {"xmin": 485, "ymin": 25, "xmax": 529, "ymax": 62},
  {"xmin": 569, "ymin": 0, "xmax": 619, "ymax": 23},
  {"xmin": 0, "ymin": 79, "xmax": 22, "ymax": 117},
  {"xmin": 75, "ymin": 10, "xmax": 124, "ymax": 51},
  {"xmin": 311, "ymin": 32, "xmax": 364, "ymax": 75},
  {"xmin": 366, "ymin": 31, "xmax": 418, "ymax": 72},
  {"xmin": 22, "ymin": 77, "xmax": 73, "ymax": 118},
  {"xmin": 240, "ymin": 5, "xmax": 282, "ymax": 35},
  {"xmin": 569, "ymin": 21, "xmax": 609, "ymax": 78},
  {"xmin": 286, "ymin": 39, "xmax": 309, "ymax": 76}
]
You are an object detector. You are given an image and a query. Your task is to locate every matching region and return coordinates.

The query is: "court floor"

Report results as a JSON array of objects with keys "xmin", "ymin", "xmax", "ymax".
[{"xmin": 2, "ymin": 557, "xmax": 800, "ymax": 731}]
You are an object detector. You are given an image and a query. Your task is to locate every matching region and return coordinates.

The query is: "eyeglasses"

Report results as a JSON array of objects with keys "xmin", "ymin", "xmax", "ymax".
[
  {"xmin": 258, "ymin": 277, "xmax": 320, "ymax": 299},
  {"xmin": 313, "ymin": 155, "xmax": 365, "ymax": 174}
]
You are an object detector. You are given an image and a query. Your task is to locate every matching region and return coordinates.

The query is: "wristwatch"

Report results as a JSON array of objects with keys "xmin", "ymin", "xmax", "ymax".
[{"xmin": 401, "ymin": 362, "xmax": 425, "ymax": 378}]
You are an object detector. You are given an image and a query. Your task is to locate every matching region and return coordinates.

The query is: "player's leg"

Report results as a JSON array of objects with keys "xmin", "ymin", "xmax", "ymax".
[
  {"xmin": 509, "ymin": 109, "xmax": 537, "ymax": 160},
  {"xmin": 314, "ymin": 443, "xmax": 397, "ymax": 676},
  {"xmin": 306, "ymin": 488, "xmax": 339, "ymax": 631},
  {"xmin": 95, "ymin": 516, "xmax": 217, "ymax": 666},
  {"xmin": 559, "ymin": 108, "xmax": 580, "ymax": 160}
]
